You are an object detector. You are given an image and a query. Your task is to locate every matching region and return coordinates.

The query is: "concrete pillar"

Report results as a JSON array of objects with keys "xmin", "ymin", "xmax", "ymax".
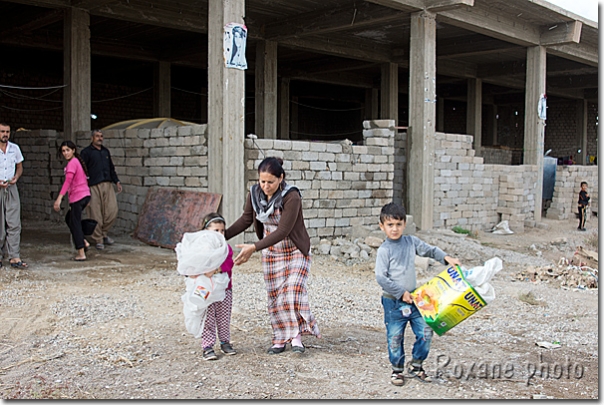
[
  {"xmin": 466, "ymin": 78, "xmax": 482, "ymax": 150},
  {"xmin": 63, "ymin": 8, "xmax": 91, "ymax": 141},
  {"xmin": 436, "ymin": 97, "xmax": 445, "ymax": 132},
  {"xmin": 380, "ymin": 63, "xmax": 398, "ymax": 124},
  {"xmin": 153, "ymin": 61, "xmax": 171, "ymax": 118},
  {"xmin": 291, "ymin": 96, "xmax": 299, "ymax": 140},
  {"xmin": 576, "ymin": 99, "xmax": 588, "ymax": 165},
  {"xmin": 364, "ymin": 88, "xmax": 380, "ymax": 120},
  {"xmin": 523, "ymin": 45, "xmax": 546, "ymax": 222},
  {"xmin": 278, "ymin": 77, "xmax": 290, "ymax": 139},
  {"xmin": 408, "ymin": 11, "xmax": 436, "ymax": 230},
  {"xmin": 208, "ymin": 0, "xmax": 246, "ymax": 244},
  {"xmin": 492, "ymin": 104, "xmax": 498, "ymax": 145},
  {"xmin": 255, "ymin": 40, "xmax": 278, "ymax": 139}
]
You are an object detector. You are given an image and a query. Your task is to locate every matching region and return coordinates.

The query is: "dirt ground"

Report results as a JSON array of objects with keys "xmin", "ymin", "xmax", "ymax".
[{"xmin": 0, "ymin": 214, "xmax": 599, "ymax": 400}]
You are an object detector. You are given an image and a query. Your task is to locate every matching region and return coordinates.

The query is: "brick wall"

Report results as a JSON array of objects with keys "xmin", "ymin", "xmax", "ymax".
[
  {"xmin": 546, "ymin": 166, "xmax": 598, "ymax": 220},
  {"xmin": 545, "ymin": 100, "xmax": 578, "ymax": 158},
  {"xmin": 392, "ymin": 130, "xmax": 407, "ymax": 207},
  {"xmin": 244, "ymin": 120, "xmax": 395, "ymax": 245},
  {"xmin": 478, "ymin": 146, "xmax": 513, "ymax": 165},
  {"xmin": 14, "ymin": 130, "xmax": 65, "ymax": 222},
  {"xmin": 17, "ymin": 121, "xmax": 593, "ymax": 242},
  {"xmin": 433, "ymin": 132, "xmax": 538, "ymax": 232}
]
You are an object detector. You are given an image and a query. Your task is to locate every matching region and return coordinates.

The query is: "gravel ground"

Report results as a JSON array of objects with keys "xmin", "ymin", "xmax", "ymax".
[{"xmin": 0, "ymin": 215, "xmax": 598, "ymax": 400}]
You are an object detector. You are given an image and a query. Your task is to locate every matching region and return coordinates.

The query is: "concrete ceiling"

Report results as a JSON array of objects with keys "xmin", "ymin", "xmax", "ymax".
[{"xmin": 0, "ymin": 0, "xmax": 598, "ymax": 101}]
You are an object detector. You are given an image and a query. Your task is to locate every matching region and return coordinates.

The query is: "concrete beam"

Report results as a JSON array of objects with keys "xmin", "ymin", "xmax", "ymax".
[
  {"xmin": 547, "ymin": 43, "xmax": 598, "ymax": 67},
  {"xmin": 425, "ymin": 0, "xmax": 474, "ymax": 12},
  {"xmin": 540, "ymin": 20, "xmax": 582, "ymax": 46},
  {"xmin": 438, "ymin": 2, "xmax": 541, "ymax": 46},
  {"xmin": 93, "ymin": 2, "xmax": 207, "ymax": 33},
  {"xmin": 264, "ymin": 2, "xmax": 408, "ymax": 41},
  {"xmin": 279, "ymin": 36, "xmax": 392, "ymax": 63}
]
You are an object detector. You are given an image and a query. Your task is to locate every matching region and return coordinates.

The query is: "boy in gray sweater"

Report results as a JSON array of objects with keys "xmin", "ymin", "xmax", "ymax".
[{"xmin": 375, "ymin": 203, "xmax": 461, "ymax": 386}]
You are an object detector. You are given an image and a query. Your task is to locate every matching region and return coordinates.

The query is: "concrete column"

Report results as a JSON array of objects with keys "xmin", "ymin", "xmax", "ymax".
[
  {"xmin": 63, "ymin": 8, "xmax": 91, "ymax": 141},
  {"xmin": 278, "ymin": 77, "xmax": 290, "ymax": 139},
  {"xmin": 255, "ymin": 40, "xmax": 278, "ymax": 139},
  {"xmin": 380, "ymin": 63, "xmax": 398, "ymax": 124},
  {"xmin": 408, "ymin": 10, "xmax": 436, "ymax": 230},
  {"xmin": 291, "ymin": 96, "xmax": 299, "ymax": 140},
  {"xmin": 492, "ymin": 104, "xmax": 498, "ymax": 145},
  {"xmin": 436, "ymin": 97, "xmax": 445, "ymax": 132},
  {"xmin": 208, "ymin": 0, "xmax": 246, "ymax": 244},
  {"xmin": 523, "ymin": 45, "xmax": 546, "ymax": 222},
  {"xmin": 466, "ymin": 78, "xmax": 482, "ymax": 150},
  {"xmin": 576, "ymin": 99, "xmax": 588, "ymax": 165},
  {"xmin": 153, "ymin": 61, "xmax": 171, "ymax": 118}
]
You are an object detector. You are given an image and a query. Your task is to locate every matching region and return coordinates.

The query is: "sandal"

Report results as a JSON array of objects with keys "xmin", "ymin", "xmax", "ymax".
[
  {"xmin": 10, "ymin": 260, "xmax": 28, "ymax": 269},
  {"xmin": 71, "ymin": 257, "xmax": 87, "ymax": 262},
  {"xmin": 267, "ymin": 345, "xmax": 286, "ymax": 355},
  {"xmin": 391, "ymin": 371, "xmax": 405, "ymax": 386},
  {"xmin": 408, "ymin": 364, "xmax": 432, "ymax": 383}
]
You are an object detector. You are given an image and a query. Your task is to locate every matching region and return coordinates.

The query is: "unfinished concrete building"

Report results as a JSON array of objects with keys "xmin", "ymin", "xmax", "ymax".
[{"xmin": 0, "ymin": 0, "xmax": 598, "ymax": 243}]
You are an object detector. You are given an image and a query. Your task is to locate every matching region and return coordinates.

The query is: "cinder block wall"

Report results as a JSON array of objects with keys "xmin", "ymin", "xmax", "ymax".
[
  {"xmin": 243, "ymin": 119, "xmax": 395, "ymax": 245},
  {"xmin": 546, "ymin": 166, "xmax": 598, "ymax": 220},
  {"xmin": 433, "ymin": 132, "xmax": 539, "ymax": 232},
  {"xmin": 75, "ymin": 124, "xmax": 209, "ymax": 232},
  {"xmin": 15, "ymin": 129, "xmax": 65, "ymax": 222},
  {"xmin": 479, "ymin": 146, "xmax": 513, "ymax": 165}
]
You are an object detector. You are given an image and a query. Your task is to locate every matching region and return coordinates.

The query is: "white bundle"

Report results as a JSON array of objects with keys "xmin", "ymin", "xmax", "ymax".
[
  {"xmin": 461, "ymin": 257, "xmax": 503, "ymax": 304},
  {"xmin": 175, "ymin": 230, "xmax": 228, "ymax": 276}
]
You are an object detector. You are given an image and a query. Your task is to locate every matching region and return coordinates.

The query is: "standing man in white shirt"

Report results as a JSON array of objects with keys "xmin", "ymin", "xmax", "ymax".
[{"xmin": 0, "ymin": 122, "xmax": 27, "ymax": 269}]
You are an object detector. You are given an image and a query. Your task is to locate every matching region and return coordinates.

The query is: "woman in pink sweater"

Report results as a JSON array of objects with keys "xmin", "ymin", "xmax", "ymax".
[{"xmin": 53, "ymin": 141, "xmax": 91, "ymax": 261}]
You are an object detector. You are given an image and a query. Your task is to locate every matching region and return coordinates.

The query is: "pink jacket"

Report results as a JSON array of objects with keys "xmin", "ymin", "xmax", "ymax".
[
  {"xmin": 60, "ymin": 158, "xmax": 91, "ymax": 204},
  {"xmin": 221, "ymin": 244, "xmax": 234, "ymax": 290}
]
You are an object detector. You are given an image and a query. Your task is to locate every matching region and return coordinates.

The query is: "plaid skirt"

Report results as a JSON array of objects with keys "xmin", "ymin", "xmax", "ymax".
[{"xmin": 262, "ymin": 234, "xmax": 320, "ymax": 345}]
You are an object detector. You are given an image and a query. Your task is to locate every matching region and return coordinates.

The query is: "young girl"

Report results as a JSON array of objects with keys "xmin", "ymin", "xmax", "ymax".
[
  {"xmin": 53, "ymin": 141, "xmax": 91, "ymax": 261},
  {"xmin": 199, "ymin": 212, "xmax": 236, "ymax": 360}
]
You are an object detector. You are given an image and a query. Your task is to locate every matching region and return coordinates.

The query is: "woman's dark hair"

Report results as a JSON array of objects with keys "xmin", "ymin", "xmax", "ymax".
[
  {"xmin": 58, "ymin": 140, "xmax": 89, "ymax": 177},
  {"xmin": 202, "ymin": 212, "xmax": 226, "ymax": 230},
  {"xmin": 257, "ymin": 157, "xmax": 285, "ymax": 179}
]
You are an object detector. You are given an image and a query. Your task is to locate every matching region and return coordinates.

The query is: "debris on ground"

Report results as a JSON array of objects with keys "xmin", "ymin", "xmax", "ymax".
[{"xmin": 514, "ymin": 258, "xmax": 598, "ymax": 290}]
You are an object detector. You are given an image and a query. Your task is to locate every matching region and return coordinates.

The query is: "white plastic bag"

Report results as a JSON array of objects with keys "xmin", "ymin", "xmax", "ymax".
[
  {"xmin": 461, "ymin": 257, "xmax": 503, "ymax": 304},
  {"xmin": 181, "ymin": 272, "xmax": 230, "ymax": 338},
  {"xmin": 175, "ymin": 230, "xmax": 228, "ymax": 276}
]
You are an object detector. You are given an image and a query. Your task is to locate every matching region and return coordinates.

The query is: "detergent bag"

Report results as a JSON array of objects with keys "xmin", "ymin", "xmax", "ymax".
[{"xmin": 411, "ymin": 258, "xmax": 502, "ymax": 336}]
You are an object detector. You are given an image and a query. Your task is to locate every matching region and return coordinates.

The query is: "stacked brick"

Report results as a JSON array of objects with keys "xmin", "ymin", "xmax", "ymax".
[
  {"xmin": 478, "ymin": 146, "xmax": 513, "ymax": 165},
  {"xmin": 392, "ymin": 130, "xmax": 407, "ymax": 207},
  {"xmin": 547, "ymin": 165, "xmax": 598, "ymax": 220},
  {"xmin": 75, "ymin": 124, "xmax": 208, "ymax": 232},
  {"xmin": 495, "ymin": 166, "xmax": 538, "ymax": 233},
  {"xmin": 433, "ymin": 132, "xmax": 500, "ymax": 231},
  {"xmin": 243, "ymin": 120, "xmax": 395, "ymax": 245},
  {"xmin": 15, "ymin": 130, "xmax": 65, "ymax": 222}
]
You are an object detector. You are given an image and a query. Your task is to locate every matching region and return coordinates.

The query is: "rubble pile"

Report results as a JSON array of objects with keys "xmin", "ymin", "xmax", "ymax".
[{"xmin": 515, "ymin": 248, "xmax": 598, "ymax": 290}]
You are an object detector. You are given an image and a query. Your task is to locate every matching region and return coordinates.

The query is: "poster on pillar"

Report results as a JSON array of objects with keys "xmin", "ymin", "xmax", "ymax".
[{"xmin": 224, "ymin": 23, "xmax": 248, "ymax": 70}]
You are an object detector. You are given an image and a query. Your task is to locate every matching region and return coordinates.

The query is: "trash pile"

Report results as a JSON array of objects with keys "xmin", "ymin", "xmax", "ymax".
[{"xmin": 514, "ymin": 247, "xmax": 598, "ymax": 290}]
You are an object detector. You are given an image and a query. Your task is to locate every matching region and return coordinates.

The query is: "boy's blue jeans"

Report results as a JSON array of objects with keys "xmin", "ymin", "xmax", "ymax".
[{"xmin": 381, "ymin": 295, "xmax": 433, "ymax": 372}]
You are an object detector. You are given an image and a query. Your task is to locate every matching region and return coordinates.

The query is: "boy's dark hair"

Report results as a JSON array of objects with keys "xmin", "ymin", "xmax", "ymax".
[
  {"xmin": 380, "ymin": 202, "xmax": 407, "ymax": 223},
  {"xmin": 202, "ymin": 212, "xmax": 226, "ymax": 229},
  {"xmin": 581, "ymin": 181, "xmax": 588, "ymax": 187}
]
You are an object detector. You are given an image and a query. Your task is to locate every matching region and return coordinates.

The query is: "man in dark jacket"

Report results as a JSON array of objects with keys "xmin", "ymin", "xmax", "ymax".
[{"xmin": 80, "ymin": 129, "xmax": 122, "ymax": 250}]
